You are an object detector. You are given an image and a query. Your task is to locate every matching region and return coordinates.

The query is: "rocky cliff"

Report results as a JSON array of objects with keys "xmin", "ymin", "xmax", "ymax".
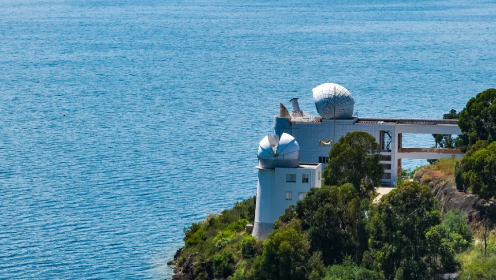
[{"xmin": 413, "ymin": 167, "xmax": 495, "ymax": 225}]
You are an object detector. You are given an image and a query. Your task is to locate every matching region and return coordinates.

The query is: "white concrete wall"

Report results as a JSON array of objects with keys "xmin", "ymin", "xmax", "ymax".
[
  {"xmin": 290, "ymin": 121, "xmax": 398, "ymax": 184},
  {"xmin": 255, "ymin": 169, "xmax": 275, "ymax": 225},
  {"xmin": 286, "ymin": 120, "xmax": 463, "ymax": 186},
  {"xmin": 255, "ymin": 165, "xmax": 320, "ymax": 225},
  {"xmin": 395, "ymin": 124, "xmax": 461, "ymax": 135}
]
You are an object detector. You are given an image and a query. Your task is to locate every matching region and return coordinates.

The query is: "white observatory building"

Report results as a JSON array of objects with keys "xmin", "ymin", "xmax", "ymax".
[
  {"xmin": 253, "ymin": 133, "xmax": 322, "ymax": 240},
  {"xmin": 274, "ymin": 83, "xmax": 464, "ymax": 186},
  {"xmin": 251, "ymin": 83, "xmax": 464, "ymax": 239}
]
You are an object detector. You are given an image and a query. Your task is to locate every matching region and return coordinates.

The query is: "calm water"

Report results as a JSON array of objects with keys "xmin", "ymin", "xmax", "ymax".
[{"xmin": 1, "ymin": 0, "xmax": 495, "ymax": 278}]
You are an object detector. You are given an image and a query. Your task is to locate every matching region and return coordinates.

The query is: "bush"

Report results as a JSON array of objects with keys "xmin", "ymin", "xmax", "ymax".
[
  {"xmin": 213, "ymin": 252, "xmax": 235, "ymax": 278},
  {"xmin": 458, "ymin": 141, "xmax": 496, "ymax": 199},
  {"xmin": 458, "ymin": 248, "xmax": 496, "ymax": 280},
  {"xmin": 241, "ymin": 235, "xmax": 257, "ymax": 259},
  {"xmin": 185, "ymin": 226, "xmax": 206, "ymax": 247},
  {"xmin": 442, "ymin": 209, "xmax": 472, "ymax": 252},
  {"xmin": 214, "ymin": 230, "xmax": 236, "ymax": 249},
  {"xmin": 323, "ymin": 257, "xmax": 384, "ymax": 280}
]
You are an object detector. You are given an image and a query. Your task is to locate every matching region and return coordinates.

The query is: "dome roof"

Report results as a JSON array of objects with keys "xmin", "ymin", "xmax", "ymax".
[
  {"xmin": 258, "ymin": 133, "xmax": 299, "ymax": 160},
  {"xmin": 258, "ymin": 133, "xmax": 300, "ymax": 168},
  {"xmin": 313, "ymin": 83, "xmax": 355, "ymax": 119}
]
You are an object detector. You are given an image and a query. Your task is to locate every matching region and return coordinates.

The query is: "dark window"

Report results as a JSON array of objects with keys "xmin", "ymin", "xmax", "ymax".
[
  {"xmin": 318, "ymin": 157, "xmax": 329, "ymax": 163},
  {"xmin": 302, "ymin": 174, "xmax": 309, "ymax": 183},
  {"xmin": 286, "ymin": 174, "xmax": 296, "ymax": 182}
]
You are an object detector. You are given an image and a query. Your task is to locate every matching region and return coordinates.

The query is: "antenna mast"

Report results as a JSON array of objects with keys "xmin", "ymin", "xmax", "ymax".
[{"xmin": 333, "ymin": 86, "xmax": 336, "ymax": 145}]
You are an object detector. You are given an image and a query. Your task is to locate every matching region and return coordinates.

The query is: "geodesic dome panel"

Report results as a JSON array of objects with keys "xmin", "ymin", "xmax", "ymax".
[
  {"xmin": 313, "ymin": 83, "xmax": 355, "ymax": 119},
  {"xmin": 257, "ymin": 133, "xmax": 299, "ymax": 160}
]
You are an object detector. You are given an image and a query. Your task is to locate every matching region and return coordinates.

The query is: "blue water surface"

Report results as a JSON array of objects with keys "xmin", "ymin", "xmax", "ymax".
[{"xmin": 1, "ymin": 0, "xmax": 495, "ymax": 279}]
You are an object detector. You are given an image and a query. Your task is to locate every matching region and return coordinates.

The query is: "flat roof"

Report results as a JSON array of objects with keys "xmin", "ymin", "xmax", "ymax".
[{"xmin": 357, "ymin": 118, "xmax": 458, "ymax": 125}]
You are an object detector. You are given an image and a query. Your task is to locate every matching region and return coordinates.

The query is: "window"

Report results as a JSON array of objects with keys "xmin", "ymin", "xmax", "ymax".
[
  {"xmin": 318, "ymin": 156, "xmax": 329, "ymax": 164},
  {"xmin": 381, "ymin": 155, "xmax": 392, "ymax": 161},
  {"xmin": 319, "ymin": 140, "xmax": 333, "ymax": 146},
  {"xmin": 286, "ymin": 174, "xmax": 296, "ymax": 182},
  {"xmin": 298, "ymin": 192, "xmax": 307, "ymax": 201},
  {"xmin": 302, "ymin": 174, "xmax": 309, "ymax": 183},
  {"xmin": 285, "ymin": 191, "xmax": 292, "ymax": 200},
  {"xmin": 318, "ymin": 171, "xmax": 321, "ymax": 180}
]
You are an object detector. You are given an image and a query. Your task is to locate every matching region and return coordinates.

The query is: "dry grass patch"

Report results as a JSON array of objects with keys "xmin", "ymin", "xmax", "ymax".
[{"xmin": 416, "ymin": 158, "xmax": 460, "ymax": 182}]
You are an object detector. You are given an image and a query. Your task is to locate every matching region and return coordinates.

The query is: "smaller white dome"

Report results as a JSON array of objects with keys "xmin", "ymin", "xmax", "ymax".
[
  {"xmin": 313, "ymin": 83, "xmax": 355, "ymax": 119},
  {"xmin": 257, "ymin": 133, "xmax": 300, "ymax": 168}
]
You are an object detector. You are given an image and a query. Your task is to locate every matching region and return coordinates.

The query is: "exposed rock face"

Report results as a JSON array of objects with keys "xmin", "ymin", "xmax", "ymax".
[
  {"xmin": 168, "ymin": 247, "xmax": 213, "ymax": 280},
  {"xmin": 169, "ymin": 248, "xmax": 195, "ymax": 280},
  {"xmin": 414, "ymin": 168, "xmax": 496, "ymax": 225}
]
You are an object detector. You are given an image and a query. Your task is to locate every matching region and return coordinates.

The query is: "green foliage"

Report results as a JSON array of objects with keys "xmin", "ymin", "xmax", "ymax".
[
  {"xmin": 241, "ymin": 235, "xmax": 257, "ymax": 259},
  {"xmin": 458, "ymin": 247, "xmax": 496, "ymax": 280},
  {"xmin": 458, "ymin": 140, "xmax": 496, "ymax": 199},
  {"xmin": 295, "ymin": 184, "xmax": 367, "ymax": 265},
  {"xmin": 231, "ymin": 268, "xmax": 247, "ymax": 280},
  {"xmin": 323, "ymin": 131, "xmax": 383, "ymax": 197},
  {"xmin": 252, "ymin": 227, "xmax": 310, "ymax": 280},
  {"xmin": 308, "ymin": 252, "xmax": 325, "ymax": 280},
  {"xmin": 214, "ymin": 230, "xmax": 236, "ymax": 249},
  {"xmin": 185, "ymin": 226, "xmax": 206, "ymax": 247},
  {"xmin": 177, "ymin": 166, "xmax": 481, "ymax": 280},
  {"xmin": 213, "ymin": 252, "xmax": 235, "ymax": 278},
  {"xmin": 367, "ymin": 181, "xmax": 444, "ymax": 279},
  {"xmin": 442, "ymin": 210, "xmax": 472, "ymax": 251},
  {"xmin": 425, "ymin": 225, "xmax": 457, "ymax": 271},
  {"xmin": 276, "ymin": 205, "xmax": 297, "ymax": 228},
  {"xmin": 178, "ymin": 197, "xmax": 256, "ymax": 280},
  {"xmin": 458, "ymin": 88, "xmax": 496, "ymax": 146},
  {"xmin": 323, "ymin": 256, "xmax": 384, "ymax": 280}
]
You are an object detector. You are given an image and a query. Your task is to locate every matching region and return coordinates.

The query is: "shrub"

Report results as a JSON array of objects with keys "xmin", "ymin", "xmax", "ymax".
[
  {"xmin": 213, "ymin": 252, "xmax": 235, "ymax": 278},
  {"xmin": 185, "ymin": 226, "xmax": 206, "ymax": 247},
  {"xmin": 241, "ymin": 235, "xmax": 257, "ymax": 259},
  {"xmin": 214, "ymin": 230, "xmax": 236, "ymax": 249}
]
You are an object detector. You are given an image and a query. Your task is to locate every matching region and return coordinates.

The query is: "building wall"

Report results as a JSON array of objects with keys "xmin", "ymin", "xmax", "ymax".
[
  {"xmin": 288, "ymin": 120, "xmax": 398, "ymax": 184},
  {"xmin": 255, "ymin": 169, "xmax": 275, "ymax": 225},
  {"xmin": 275, "ymin": 116, "xmax": 463, "ymax": 186},
  {"xmin": 256, "ymin": 166, "xmax": 320, "ymax": 224},
  {"xmin": 254, "ymin": 164, "xmax": 321, "ymax": 240}
]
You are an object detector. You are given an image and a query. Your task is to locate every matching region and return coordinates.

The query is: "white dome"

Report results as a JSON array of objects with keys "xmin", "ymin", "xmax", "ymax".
[
  {"xmin": 257, "ymin": 133, "xmax": 299, "ymax": 168},
  {"xmin": 313, "ymin": 83, "xmax": 355, "ymax": 119}
]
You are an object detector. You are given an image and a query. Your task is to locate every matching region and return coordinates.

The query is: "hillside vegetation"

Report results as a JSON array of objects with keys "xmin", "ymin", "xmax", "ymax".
[{"xmin": 169, "ymin": 89, "xmax": 496, "ymax": 280}]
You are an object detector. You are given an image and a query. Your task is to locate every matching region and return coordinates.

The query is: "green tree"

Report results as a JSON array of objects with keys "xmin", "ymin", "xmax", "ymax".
[
  {"xmin": 458, "ymin": 88, "xmax": 496, "ymax": 146},
  {"xmin": 458, "ymin": 141, "xmax": 496, "ymax": 199},
  {"xmin": 324, "ymin": 131, "xmax": 383, "ymax": 197},
  {"xmin": 213, "ymin": 252, "xmax": 235, "ymax": 278},
  {"xmin": 295, "ymin": 184, "xmax": 367, "ymax": 265},
  {"xmin": 367, "ymin": 181, "xmax": 444, "ymax": 280},
  {"xmin": 425, "ymin": 225, "xmax": 457, "ymax": 272},
  {"xmin": 252, "ymin": 227, "xmax": 310, "ymax": 280},
  {"xmin": 441, "ymin": 209, "xmax": 472, "ymax": 252},
  {"xmin": 323, "ymin": 256, "xmax": 384, "ymax": 280}
]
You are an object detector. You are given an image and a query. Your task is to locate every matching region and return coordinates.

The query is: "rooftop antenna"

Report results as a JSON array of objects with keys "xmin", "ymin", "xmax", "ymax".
[{"xmin": 333, "ymin": 85, "xmax": 336, "ymax": 146}]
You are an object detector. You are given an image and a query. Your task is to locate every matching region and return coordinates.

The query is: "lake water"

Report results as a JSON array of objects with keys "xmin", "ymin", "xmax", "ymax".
[{"xmin": 1, "ymin": 0, "xmax": 495, "ymax": 279}]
